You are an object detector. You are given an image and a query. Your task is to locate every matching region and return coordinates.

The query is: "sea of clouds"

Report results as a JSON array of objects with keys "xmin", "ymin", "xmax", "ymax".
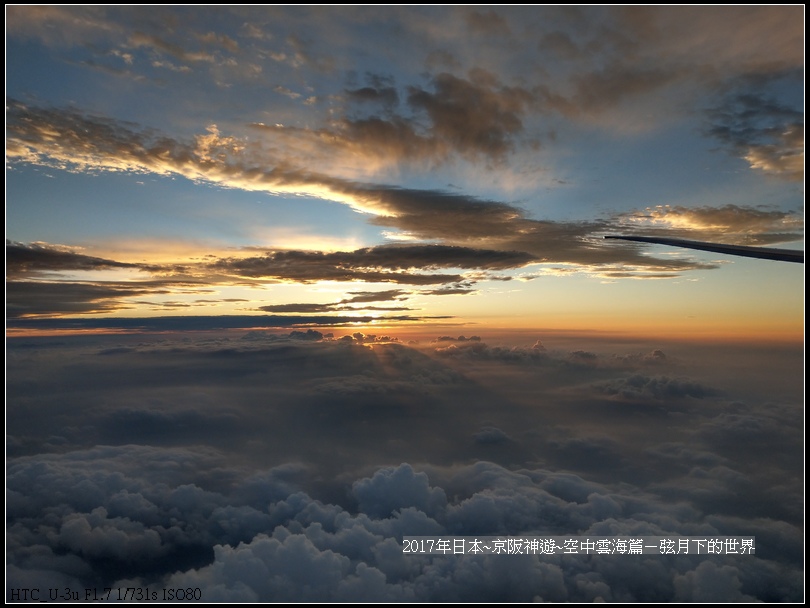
[{"xmin": 7, "ymin": 331, "xmax": 803, "ymax": 601}]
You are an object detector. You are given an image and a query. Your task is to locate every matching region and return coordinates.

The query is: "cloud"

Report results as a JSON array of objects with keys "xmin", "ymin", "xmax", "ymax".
[
  {"xmin": 4, "ymin": 241, "xmax": 532, "ymax": 319},
  {"xmin": 571, "ymin": 63, "xmax": 684, "ymax": 119},
  {"xmin": 6, "ymin": 332, "xmax": 804, "ymax": 600},
  {"xmin": 207, "ymin": 245, "xmax": 536, "ymax": 284},
  {"xmin": 537, "ymin": 31, "xmax": 582, "ymax": 61},
  {"xmin": 424, "ymin": 50, "xmax": 461, "ymax": 72},
  {"xmin": 5, "ymin": 6, "xmax": 122, "ymax": 47},
  {"xmin": 5, "ymin": 238, "xmax": 251, "ymax": 318},
  {"xmin": 5, "ymin": 7, "xmax": 804, "ymax": 334},
  {"xmin": 610, "ymin": 350, "xmax": 667, "ymax": 367},
  {"xmin": 706, "ymin": 88, "xmax": 804, "ymax": 181},
  {"xmin": 465, "ymin": 9, "xmax": 512, "ymax": 38},
  {"xmin": 345, "ymin": 86, "xmax": 399, "ymax": 109},
  {"xmin": 261, "ymin": 303, "xmax": 413, "ymax": 314},
  {"xmin": 128, "ymin": 31, "xmax": 216, "ymax": 64},
  {"xmin": 197, "ymin": 31, "xmax": 239, "ymax": 54},
  {"xmin": 6, "ymin": 314, "xmax": 433, "ymax": 332},
  {"xmin": 5, "ymin": 9, "xmax": 804, "ymax": 600},
  {"xmin": 593, "ymin": 374, "xmax": 718, "ymax": 401},
  {"xmin": 353, "ymin": 464, "xmax": 448, "ymax": 519},
  {"xmin": 674, "ymin": 561, "xmax": 757, "ymax": 602},
  {"xmin": 6, "ymin": 241, "xmax": 140, "ymax": 280},
  {"xmin": 260, "ymin": 303, "xmax": 354, "ymax": 314},
  {"xmin": 434, "ymin": 339, "xmax": 549, "ymax": 363},
  {"xmin": 742, "ymin": 124, "xmax": 804, "ymax": 180},
  {"xmin": 8, "ymin": 7, "xmax": 803, "ymax": 144},
  {"xmin": 8, "ymin": 101, "xmax": 783, "ymax": 278},
  {"xmin": 6, "ymin": 281, "xmax": 164, "ymax": 318},
  {"xmin": 318, "ymin": 116, "xmax": 447, "ymax": 169},
  {"xmin": 419, "ymin": 286, "xmax": 477, "ymax": 296},
  {"xmin": 616, "ymin": 204, "xmax": 803, "ymax": 246},
  {"xmin": 406, "ymin": 71, "xmax": 534, "ymax": 163},
  {"xmin": 262, "ymin": 69, "xmax": 537, "ymax": 170},
  {"xmin": 627, "ymin": 7, "xmax": 803, "ymax": 75},
  {"xmin": 288, "ymin": 329, "xmax": 325, "ymax": 341},
  {"xmin": 473, "ymin": 426, "xmax": 513, "ymax": 445},
  {"xmin": 340, "ymin": 289, "xmax": 409, "ymax": 303}
]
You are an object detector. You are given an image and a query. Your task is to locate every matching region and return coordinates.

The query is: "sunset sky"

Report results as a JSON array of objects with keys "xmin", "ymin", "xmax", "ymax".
[
  {"xmin": 6, "ymin": 6, "xmax": 805, "ymax": 602},
  {"xmin": 6, "ymin": 5, "xmax": 804, "ymax": 340}
]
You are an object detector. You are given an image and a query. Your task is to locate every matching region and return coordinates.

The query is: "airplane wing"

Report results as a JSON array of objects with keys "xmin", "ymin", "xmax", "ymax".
[{"xmin": 604, "ymin": 235, "xmax": 804, "ymax": 264}]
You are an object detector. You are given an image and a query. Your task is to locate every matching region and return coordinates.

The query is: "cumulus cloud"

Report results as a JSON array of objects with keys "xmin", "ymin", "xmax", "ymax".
[
  {"xmin": 288, "ymin": 329, "xmax": 324, "ymax": 341},
  {"xmin": 6, "ymin": 332, "xmax": 804, "ymax": 601},
  {"xmin": 674, "ymin": 561, "xmax": 757, "ymax": 602},
  {"xmin": 353, "ymin": 464, "xmax": 448, "ymax": 519},
  {"xmin": 610, "ymin": 349, "xmax": 667, "ymax": 367},
  {"xmin": 594, "ymin": 374, "xmax": 717, "ymax": 401},
  {"xmin": 434, "ymin": 335, "xmax": 481, "ymax": 342},
  {"xmin": 435, "ymin": 339, "xmax": 549, "ymax": 363},
  {"xmin": 473, "ymin": 426, "xmax": 513, "ymax": 445}
]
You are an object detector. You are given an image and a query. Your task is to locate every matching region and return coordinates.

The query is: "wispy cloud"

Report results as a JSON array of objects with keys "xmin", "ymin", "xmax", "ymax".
[
  {"xmin": 7, "ymin": 237, "xmax": 541, "ymax": 319},
  {"xmin": 6, "ymin": 280, "xmax": 170, "ymax": 318},
  {"xmin": 706, "ymin": 88, "xmax": 804, "ymax": 181},
  {"xmin": 616, "ymin": 204, "xmax": 803, "ymax": 245},
  {"xmin": 203, "ymin": 245, "xmax": 533, "ymax": 284},
  {"xmin": 8, "ymin": 102, "xmax": 759, "ymax": 281},
  {"xmin": 6, "ymin": 241, "xmax": 140, "ymax": 279}
]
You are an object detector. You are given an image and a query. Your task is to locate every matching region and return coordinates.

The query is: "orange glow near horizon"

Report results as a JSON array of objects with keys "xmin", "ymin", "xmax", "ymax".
[{"xmin": 7, "ymin": 314, "xmax": 803, "ymax": 345}]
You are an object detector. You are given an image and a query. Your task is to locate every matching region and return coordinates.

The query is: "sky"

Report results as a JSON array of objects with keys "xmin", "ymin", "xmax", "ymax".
[
  {"xmin": 5, "ymin": 6, "xmax": 805, "ymax": 602},
  {"xmin": 5, "ymin": 5, "xmax": 804, "ymax": 340}
]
